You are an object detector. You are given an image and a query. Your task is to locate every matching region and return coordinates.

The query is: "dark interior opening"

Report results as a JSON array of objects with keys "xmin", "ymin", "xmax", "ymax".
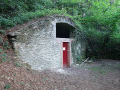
[
  {"xmin": 56, "ymin": 23, "xmax": 74, "ymax": 38},
  {"xmin": 7, "ymin": 35, "xmax": 17, "ymax": 49}
]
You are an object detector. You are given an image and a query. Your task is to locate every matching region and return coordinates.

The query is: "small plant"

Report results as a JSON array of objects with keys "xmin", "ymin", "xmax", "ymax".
[
  {"xmin": 76, "ymin": 55, "xmax": 85, "ymax": 64},
  {"xmin": 14, "ymin": 62, "xmax": 22, "ymax": 67},
  {"xmin": 14, "ymin": 74, "xmax": 16, "ymax": 76},
  {"xmin": 0, "ymin": 49, "xmax": 8, "ymax": 63},
  {"xmin": 41, "ymin": 76, "xmax": 47, "ymax": 81},
  {"xmin": 4, "ymin": 83, "xmax": 11, "ymax": 89},
  {"xmin": 19, "ymin": 82, "xmax": 24, "ymax": 85},
  {"xmin": 3, "ymin": 41, "xmax": 10, "ymax": 49},
  {"xmin": 0, "ymin": 29, "xmax": 5, "ymax": 34}
]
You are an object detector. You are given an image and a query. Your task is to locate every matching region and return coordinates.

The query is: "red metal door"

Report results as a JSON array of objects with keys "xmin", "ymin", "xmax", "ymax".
[{"xmin": 63, "ymin": 42, "xmax": 69, "ymax": 68}]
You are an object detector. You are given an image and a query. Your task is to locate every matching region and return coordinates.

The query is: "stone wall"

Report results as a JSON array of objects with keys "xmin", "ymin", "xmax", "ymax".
[
  {"xmin": 8, "ymin": 15, "xmax": 85, "ymax": 70},
  {"xmin": 71, "ymin": 30, "xmax": 87, "ymax": 64}
]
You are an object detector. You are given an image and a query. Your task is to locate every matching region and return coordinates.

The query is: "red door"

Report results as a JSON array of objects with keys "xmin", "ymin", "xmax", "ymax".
[{"xmin": 63, "ymin": 42, "xmax": 69, "ymax": 68}]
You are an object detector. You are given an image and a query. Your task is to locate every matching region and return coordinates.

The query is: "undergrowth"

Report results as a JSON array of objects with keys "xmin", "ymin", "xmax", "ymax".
[
  {"xmin": 0, "ymin": 48, "xmax": 8, "ymax": 63},
  {"xmin": 0, "ymin": 9, "xmax": 67, "ymax": 30}
]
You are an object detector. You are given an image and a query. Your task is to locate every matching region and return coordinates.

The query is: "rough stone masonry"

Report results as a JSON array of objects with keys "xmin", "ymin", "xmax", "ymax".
[{"xmin": 7, "ymin": 15, "xmax": 86, "ymax": 70}]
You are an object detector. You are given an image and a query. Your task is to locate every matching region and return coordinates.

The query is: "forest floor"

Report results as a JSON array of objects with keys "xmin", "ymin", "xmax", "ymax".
[{"xmin": 0, "ymin": 58, "xmax": 120, "ymax": 90}]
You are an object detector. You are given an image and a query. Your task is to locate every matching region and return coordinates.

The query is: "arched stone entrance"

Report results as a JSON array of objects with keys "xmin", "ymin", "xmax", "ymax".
[{"xmin": 56, "ymin": 23, "xmax": 75, "ymax": 68}]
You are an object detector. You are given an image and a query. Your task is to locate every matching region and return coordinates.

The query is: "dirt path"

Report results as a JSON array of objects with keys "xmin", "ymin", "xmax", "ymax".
[
  {"xmin": 0, "ymin": 60, "xmax": 120, "ymax": 90},
  {"xmin": 35, "ymin": 60, "xmax": 120, "ymax": 90},
  {"xmin": 37, "ymin": 61, "xmax": 120, "ymax": 90}
]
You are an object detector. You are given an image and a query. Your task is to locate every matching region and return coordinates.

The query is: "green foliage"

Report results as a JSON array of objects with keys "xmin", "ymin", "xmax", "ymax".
[
  {"xmin": 41, "ymin": 76, "xmax": 47, "ymax": 81},
  {"xmin": 19, "ymin": 82, "xmax": 24, "ymax": 85},
  {"xmin": 14, "ymin": 62, "xmax": 22, "ymax": 67},
  {"xmin": 0, "ymin": 30, "xmax": 5, "ymax": 34},
  {"xmin": 3, "ymin": 41, "xmax": 10, "ymax": 49},
  {"xmin": 76, "ymin": 55, "xmax": 85, "ymax": 63},
  {"xmin": 0, "ymin": 16, "xmax": 14, "ymax": 29},
  {"xmin": 1, "ymin": 9, "xmax": 67, "ymax": 30},
  {"xmin": 84, "ymin": 0, "xmax": 119, "ymax": 31},
  {"xmin": 0, "ymin": 49, "xmax": 8, "ymax": 63},
  {"xmin": 4, "ymin": 83, "xmax": 11, "ymax": 89},
  {"xmin": 88, "ymin": 66, "xmax": 110, "ymax": 75},
  {"xmin": 76, "ymin": 0, "xmax": 120, "ymax": 60}
]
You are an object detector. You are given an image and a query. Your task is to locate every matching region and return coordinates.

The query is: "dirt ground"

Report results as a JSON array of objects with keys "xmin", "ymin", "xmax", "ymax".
[{"xmin": 0, "ymin": 59, "xmax": 120, "ymax": 90}]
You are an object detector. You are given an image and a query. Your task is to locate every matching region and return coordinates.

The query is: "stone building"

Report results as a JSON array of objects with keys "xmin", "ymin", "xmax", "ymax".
[{"xmin": 7, "ymin": 15, "xmax": 86, "ymax": 70}]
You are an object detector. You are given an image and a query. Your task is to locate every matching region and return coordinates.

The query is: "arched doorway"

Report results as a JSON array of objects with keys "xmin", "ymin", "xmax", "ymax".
[{"xmin": 56, "ymin": 23, "xmax": 75, "ymax": 68}]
